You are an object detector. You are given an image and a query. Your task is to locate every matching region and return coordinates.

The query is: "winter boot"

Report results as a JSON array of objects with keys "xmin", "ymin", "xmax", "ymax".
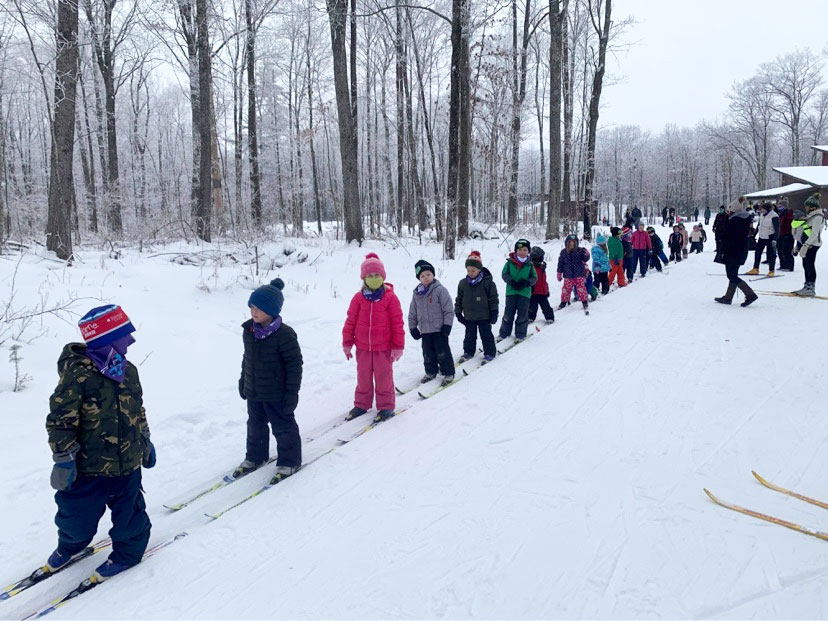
[
  {"xmin": 767, "ymin": 270, "xmax": 775, "ymax": 277},
  {"xmin": 737, "ymin": 282, "xmax": 758, "ymax": 307},
  {"xmin": 345, "ymin": 407, "xmax": 368, "ymax": 421},
  {"xmin": 714, "ymin": 282, "xmax": 738, "ymax": 305},
  {"xmin": 482, "ymin": 354, "xmax": 495, "ymax": 364},
  {"xmin": 232, "ymin": 459, "xmax": 265, "ymax": 479},
  {"xmin": 495, "ymin": 335, "xmax": 505, "ymax": 343},
  {"xmin": 44, "ymin": 548, "xmax": 89, "ymax": 573},
  {"xmin": 270, "ymin": 465, "xmax": 300, "ymax": 484},
  {"xmin": 582, "ymin": 301, "xmax": 589, "ymax": 315},
  {"xmin": 797, "ymin": 282, "xmax": 816, "ymax": 297},
  {"xmin": 557, "ymin": 301, "xmax": 568, "ymax": 310},
  {"xmin": 373, "ymin": 409, "xmax": 395, "ymax": 423},
  {"xmin": 545, "ymin": 318, "xmax": 555, "ymax": 324},
  {"xmin": 420, "ymin": 373, "xmax": 437, "ymax": 384},
  {"xmin": 92, "ymin": 559, "xmax": 132, "ymax": 581},
  {"xmin": 458, "ymin": 353, "xmax": 473, "ymax": 364},
  {"xmin": 745, "ymin": 267, "xmax": 760, "ymax": 275},
  {"xmin": 440, "ymin": 375, "xmax": 455, "ymax": 387}
]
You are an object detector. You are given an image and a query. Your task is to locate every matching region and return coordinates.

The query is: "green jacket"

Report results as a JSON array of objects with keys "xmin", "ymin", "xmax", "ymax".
[
  {"xmin": 47, "ymin": 343, "xmax": 150, "ymax": 477},
  {"xmin": 501, "ymin": 254, "xmax": 538, "ymax": 298},
  {"xmin": 607, "ymin": 236, "xmax": 624, "ymax": 261}
]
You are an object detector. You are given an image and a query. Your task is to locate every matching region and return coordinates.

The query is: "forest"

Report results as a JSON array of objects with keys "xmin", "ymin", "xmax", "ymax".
[{"xmin": 1, "ymin": 0, "xmax": 826, "ymax": 259}]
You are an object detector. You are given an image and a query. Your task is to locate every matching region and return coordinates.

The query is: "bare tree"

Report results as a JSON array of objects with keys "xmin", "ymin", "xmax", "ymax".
[
  {"xmin": 546, "ymin": 0, "xmax": 565, "ymax": 239},
  {"xmin": 761, "ymin": 49, "xmax": 823, "ymax": 165},
  {"xmin": 326, "ymin": 0, "xmax": 363, "ymax": 242},
  {"xmin": 195, "ymin": 0, "xmax": 212, "ymax": 241},
  {"xmin": 46, "ymin": 0, "xmax": 80, "ymax": 259}
]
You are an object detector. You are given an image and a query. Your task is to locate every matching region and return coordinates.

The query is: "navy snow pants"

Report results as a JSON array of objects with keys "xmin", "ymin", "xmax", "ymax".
[
  {"xmin": 499, "ymin": 295, "xmax": 531, "ymax": 339},
  {"xmin": 55, "ymin": 469, "xmax": 151, "ymax": 567},
  {"xmin": 246, "ymin": 400, "xmax": 301, "ymax": 468}
]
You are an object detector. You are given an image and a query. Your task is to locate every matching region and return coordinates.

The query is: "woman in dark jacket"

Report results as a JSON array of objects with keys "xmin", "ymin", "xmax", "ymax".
[{"xmin": 715, "ymin": 203, "xmax": 758, "ymax": 307}]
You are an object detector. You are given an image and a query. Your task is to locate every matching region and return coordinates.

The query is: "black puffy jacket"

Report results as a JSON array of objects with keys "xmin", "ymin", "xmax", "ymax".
[
  {"xmin": 721, "ymin": 212, "xmax": 751, "ymax": 266},
  {"xmin": 239, "ymin": 319, "xmax": 303, "ymax": 413}
]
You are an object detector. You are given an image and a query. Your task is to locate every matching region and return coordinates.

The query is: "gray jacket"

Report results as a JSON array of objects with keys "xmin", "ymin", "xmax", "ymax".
[{"xmin": 408, "ymin": 279, "xmax": 454, "ymax": 334}]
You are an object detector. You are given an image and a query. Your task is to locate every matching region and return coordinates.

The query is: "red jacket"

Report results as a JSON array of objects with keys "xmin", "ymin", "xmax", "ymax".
[
  {"xmin": 631, "ymin": 230, "xmax": 652, "ymax": 250},
  {"xmin": 342, "ymin": 284, "xmax": 405, "ymax": 352},
  {"xmin": 531, "ymin": 261, "xmax": 550, "ymax": 296}
]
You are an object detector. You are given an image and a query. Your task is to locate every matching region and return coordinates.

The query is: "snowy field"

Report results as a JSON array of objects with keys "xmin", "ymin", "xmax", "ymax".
[{"xmin": 2, "ymin": 224, "xmax": 828, "ymax": 619}]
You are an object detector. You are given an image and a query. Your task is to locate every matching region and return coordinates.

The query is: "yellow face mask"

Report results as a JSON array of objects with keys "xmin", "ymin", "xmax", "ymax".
[{"xmin": 364, "ymin": 275, "xmax": 384, "ymax": 291}]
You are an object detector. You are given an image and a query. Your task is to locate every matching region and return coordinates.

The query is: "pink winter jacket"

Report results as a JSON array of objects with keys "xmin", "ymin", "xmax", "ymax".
[
  {"xmin": 342, "ymin": 283, "xmax": 405, "ymax": 352},
  {"xmin": 631, "ymin": 230, "xmax": 652, "ymax": 250}
]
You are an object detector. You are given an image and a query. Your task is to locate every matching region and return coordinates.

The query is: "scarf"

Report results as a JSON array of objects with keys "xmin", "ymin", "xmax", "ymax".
[
  {"xmin": 466, "ymin": 272, "xmax": 483, "ymax": 286},
  {"xmin": 87, "ymin": 346, "xmax": 128, "ymax": 383},
  {"xmin": 362, "ymin": 286, "xmax": 386, "ymax": 302},
  {"xmin": 415, "ymin": 282, "xmax": 433, "ymax": 296},
  {"xmin": 253, "ymin": 316, "xmax": 282, "ymax": 339}
]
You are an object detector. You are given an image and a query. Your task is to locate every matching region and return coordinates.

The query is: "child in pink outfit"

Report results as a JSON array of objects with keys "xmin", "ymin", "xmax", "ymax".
[{"xmin": 342, "ymin": 253, "xmax": 405, "ymax": 423}]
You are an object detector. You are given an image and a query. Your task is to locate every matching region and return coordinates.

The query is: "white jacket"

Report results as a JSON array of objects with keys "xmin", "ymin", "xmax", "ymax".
[
  {"xmin": 801, "ymin": 210, "xmax": 824, "ymax": 250},
  {"xmin": 756, "ymin": 210, "xmax": 779, "ymax": 239}
]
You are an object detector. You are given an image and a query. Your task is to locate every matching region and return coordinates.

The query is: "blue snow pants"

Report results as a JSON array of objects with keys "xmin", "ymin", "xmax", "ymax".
[{"xmin": 55, "ymin": 469, "xmax": 151, "ymax": 566}]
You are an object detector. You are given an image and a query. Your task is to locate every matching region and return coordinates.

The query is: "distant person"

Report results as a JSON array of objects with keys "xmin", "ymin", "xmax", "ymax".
[
  {"xmin": 607, "ymin": 227, "xmax": 627, "ymax": 288},
  {"xmin": 591, "ymin": 234, "xmax": 611, "ymax": 295},
  {"xmin": 714, "ymin": 200, "xmax": 758, "ymax": 306},
  {"xmin": 792, "ymin": 193, "xmax": 824, "ymax": 296},
  {"xmin": 698, "ymin": 223, "xmax": 708, "ymax": 252},
  {"xmin": 693, "ymin": 207, "xmax": 700, "ymax": 221},
  {"xmin": 690, "ymin": 225, "xmax": 703, "ymax": 254},
  {"xmin": 668, "ymin": 207, "xmax": 676, "ymax": 227},
  {"xmin": 745, "ymin": 202, "xmax": 779, "ymax": 276},
  {"xmin": 528, "ymin": 246, "xmax": 556, "ymax": 324},
  {"xmin": 668, "ymin": 225, "xmax": 683, "ymax": 263},
  {"xmin": 647, "ymin": 227, "xmax": 667, "ymax": 272},
  {"xmin": 342, "ymin": 253, "xmax": 405, "ymax": 423},
  {"xmin": 408, "ymin": 260, "xmax": 455, "ymax": 388},
  {"xmin": 631, "ymin": 222, "xmax": 652, "ymax": 277},
  {"xmin": 679, "ymin": 223, "xmax": 689, "ymax": 259},
  {"xmin": 557, "ymin": 234, "xmax": 591, "ymax": 313},
  {"xmin": 713, "ymin": 205, "xmax": 728, "ymax": 259},
  {"xmin": 776, "ymin": 200, "xmax": 795, "ymax": 272},
  {"xmin": 704, "ymin": 206, "xmax": 712, "ymax": 225},
  {"xmin": 631, "ymin": 206, "xmax": 643, "ymax": 228},
  {"xmin": 661, "ymin": 207, "xmax": 668, "ymax": 227}
]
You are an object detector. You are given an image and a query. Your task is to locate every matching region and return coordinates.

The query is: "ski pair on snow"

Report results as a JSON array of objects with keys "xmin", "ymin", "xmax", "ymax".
[
  {"xmin": 19, "ymin": 533, "xmax": 188, "ymax": 619},
  {"xmin": 705, "ymin": 471, "xmax": 828, "ymax": 541}
]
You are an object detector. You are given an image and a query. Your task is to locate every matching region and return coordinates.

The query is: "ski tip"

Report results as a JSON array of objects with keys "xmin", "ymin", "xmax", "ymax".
[
  {"xmin": 462, "ymin": 369, "xmax": 469, "ymax": 376},
  {"xmin": 417, "ymin": 392, "xmax": 427, "ymax": 399},
  {"xmin": 702, "ymin": 488, "xmax": 718, "ymax": 502},
  {"xmin": 395, "ymin": 387, "xmax": 404, "ymax": 395}
]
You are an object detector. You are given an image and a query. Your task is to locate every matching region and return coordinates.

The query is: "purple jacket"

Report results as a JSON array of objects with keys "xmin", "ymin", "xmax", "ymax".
[{"xmin": 557, "ymin": 247, "xmax": 590, "ymax": 279}]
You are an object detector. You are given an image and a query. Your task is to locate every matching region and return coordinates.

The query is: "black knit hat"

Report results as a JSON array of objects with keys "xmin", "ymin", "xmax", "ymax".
[
  {"xmin": 530, "ymin": 246, "xmax": 545, "ymax": 261},
  {"xmin": 414, "ymin": 259, "xmax": 435, "ymax": 278},
  {"xmin": 514, "ymin": 238, "xmax": 531, "ymax": 252}
]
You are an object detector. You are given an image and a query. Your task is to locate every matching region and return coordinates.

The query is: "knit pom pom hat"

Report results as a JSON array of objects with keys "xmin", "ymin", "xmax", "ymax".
[
  {"xmin": 248, "ymin": 278, "xmax": 285, "ymax": 318},
  {"xmin": 465, "ymin": 250, "xmax": 483, "ymax": 270},
  {"xmin": 360, "ymin": 253, "xmax": 387, "ymax": 279}
]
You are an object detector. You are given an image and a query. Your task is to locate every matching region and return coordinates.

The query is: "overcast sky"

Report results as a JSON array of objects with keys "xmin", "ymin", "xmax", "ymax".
[{"xmin": 600, "ymin": 0, "xmax": 828, "ymax": 132}]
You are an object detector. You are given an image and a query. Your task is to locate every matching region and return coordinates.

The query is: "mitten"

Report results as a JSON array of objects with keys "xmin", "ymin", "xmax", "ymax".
[
  {"xmin": 50, "ymin": 449, "xmax": 78, "ymax": 491},
  {"xmin": 440, "ymin": 324, "xmax": 451, "ymax": 337},
  {"xmin": 390, "ymin": 349, "xmax": 404, "ymax": 362},
  {"xmin": 455, "ymin": 312, "xmax": 467, "ymax": 326},
  {"xmin": 143, "ymin": 439, "xmax": 157, "ymax": 469},
  {"xmin": 490, "ymin": 311, "xmax": 498, "ymax": 325},
  {"xmin": 410, "ymin": 328, "xmax": 422, "ymax": 340},
  {"xmin": 556, "ymin": 272, "xmax": 563, "ymax": 282},
  {"xmin": 343, "ymin": 346, "xmax": 353, "ymax": 360},
  {"xmin": 238, "ymin": 378, "xmax": 246, "ymax": 400}
]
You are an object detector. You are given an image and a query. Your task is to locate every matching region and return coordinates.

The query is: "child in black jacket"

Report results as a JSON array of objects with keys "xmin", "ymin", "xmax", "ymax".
[
  {"xmin": 668, "ymin": 226, "xmax": 683, "ymax": 263},
  {"xmin": 237, "ymin": 278, "xmax": 304, "ymax": 483}
]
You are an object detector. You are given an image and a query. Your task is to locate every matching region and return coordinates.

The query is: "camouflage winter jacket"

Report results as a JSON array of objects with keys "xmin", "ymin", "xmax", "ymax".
[{"xmin": 46, "ymin": 343, "xmax": 150, "ymax": 477}]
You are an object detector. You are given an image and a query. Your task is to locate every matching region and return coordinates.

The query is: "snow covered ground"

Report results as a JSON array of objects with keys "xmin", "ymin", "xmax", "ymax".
[{"xmin": 2, "ymin": 225, "xmax": 828, "ymax": 619}]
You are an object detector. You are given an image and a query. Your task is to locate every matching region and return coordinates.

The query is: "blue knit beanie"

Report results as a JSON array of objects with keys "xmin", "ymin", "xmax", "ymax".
[{"xmin": 248, "ymin": 278, "xmax": 285, "ymax": 318}]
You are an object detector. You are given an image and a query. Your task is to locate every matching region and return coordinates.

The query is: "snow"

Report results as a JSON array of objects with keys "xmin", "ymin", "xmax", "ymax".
[
  {"xmin": 2, "ymin": 228, "xmax": 828, "ymax": 619},
  {"xmin": 773, "ymin": 166, "xmax": 828, "ymax": 187},
  {"xmin": 743, "ymin": 183, "xmax": 812, "ymax": 199}
]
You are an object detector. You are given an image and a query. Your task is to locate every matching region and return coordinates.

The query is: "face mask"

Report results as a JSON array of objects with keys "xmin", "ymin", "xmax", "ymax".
[{"xmin": 364, "ymin": 276, "xmax": 384, "ymax": 291}]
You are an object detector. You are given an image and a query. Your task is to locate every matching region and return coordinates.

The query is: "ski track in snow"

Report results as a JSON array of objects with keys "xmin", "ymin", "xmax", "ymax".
[{"xmin": 2, "ymin": 228, "xmax": 828, "ymax": 619}]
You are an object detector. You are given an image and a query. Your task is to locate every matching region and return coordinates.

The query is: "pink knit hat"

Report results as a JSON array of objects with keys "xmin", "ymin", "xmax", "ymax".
[{"xmin": 360, "ymin": 253, "xmax": 386, "ymax": 279}]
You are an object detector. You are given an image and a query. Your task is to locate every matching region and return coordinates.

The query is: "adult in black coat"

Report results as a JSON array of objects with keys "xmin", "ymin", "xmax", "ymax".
[{"xmin": 715, "ymin": 204, "xmax": 758, "ymax": 307}]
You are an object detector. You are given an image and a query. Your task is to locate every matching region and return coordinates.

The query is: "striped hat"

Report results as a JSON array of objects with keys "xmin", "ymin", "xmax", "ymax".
[{"xmin": 78, "ymin": 305, "xmax": 135, "ymax": 348}]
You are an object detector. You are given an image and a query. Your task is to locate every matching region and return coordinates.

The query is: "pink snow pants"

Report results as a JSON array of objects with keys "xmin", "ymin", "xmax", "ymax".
[
  {"xmin": 354, "ymin": 348, "xmax": 395, "ymax": 411},
  {"xmin": 561, "ymin": 277, "xmax": 588, "ymax": 303}
]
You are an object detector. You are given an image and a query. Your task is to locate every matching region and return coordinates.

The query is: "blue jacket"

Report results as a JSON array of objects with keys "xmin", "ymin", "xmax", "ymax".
[
  {"xmin": 557, "ymin": 247, "xmax": 590, "ymax": 279},
  {"xmin": 591, "ymin": 236, "xmax": 610, "ymax": 274}
]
